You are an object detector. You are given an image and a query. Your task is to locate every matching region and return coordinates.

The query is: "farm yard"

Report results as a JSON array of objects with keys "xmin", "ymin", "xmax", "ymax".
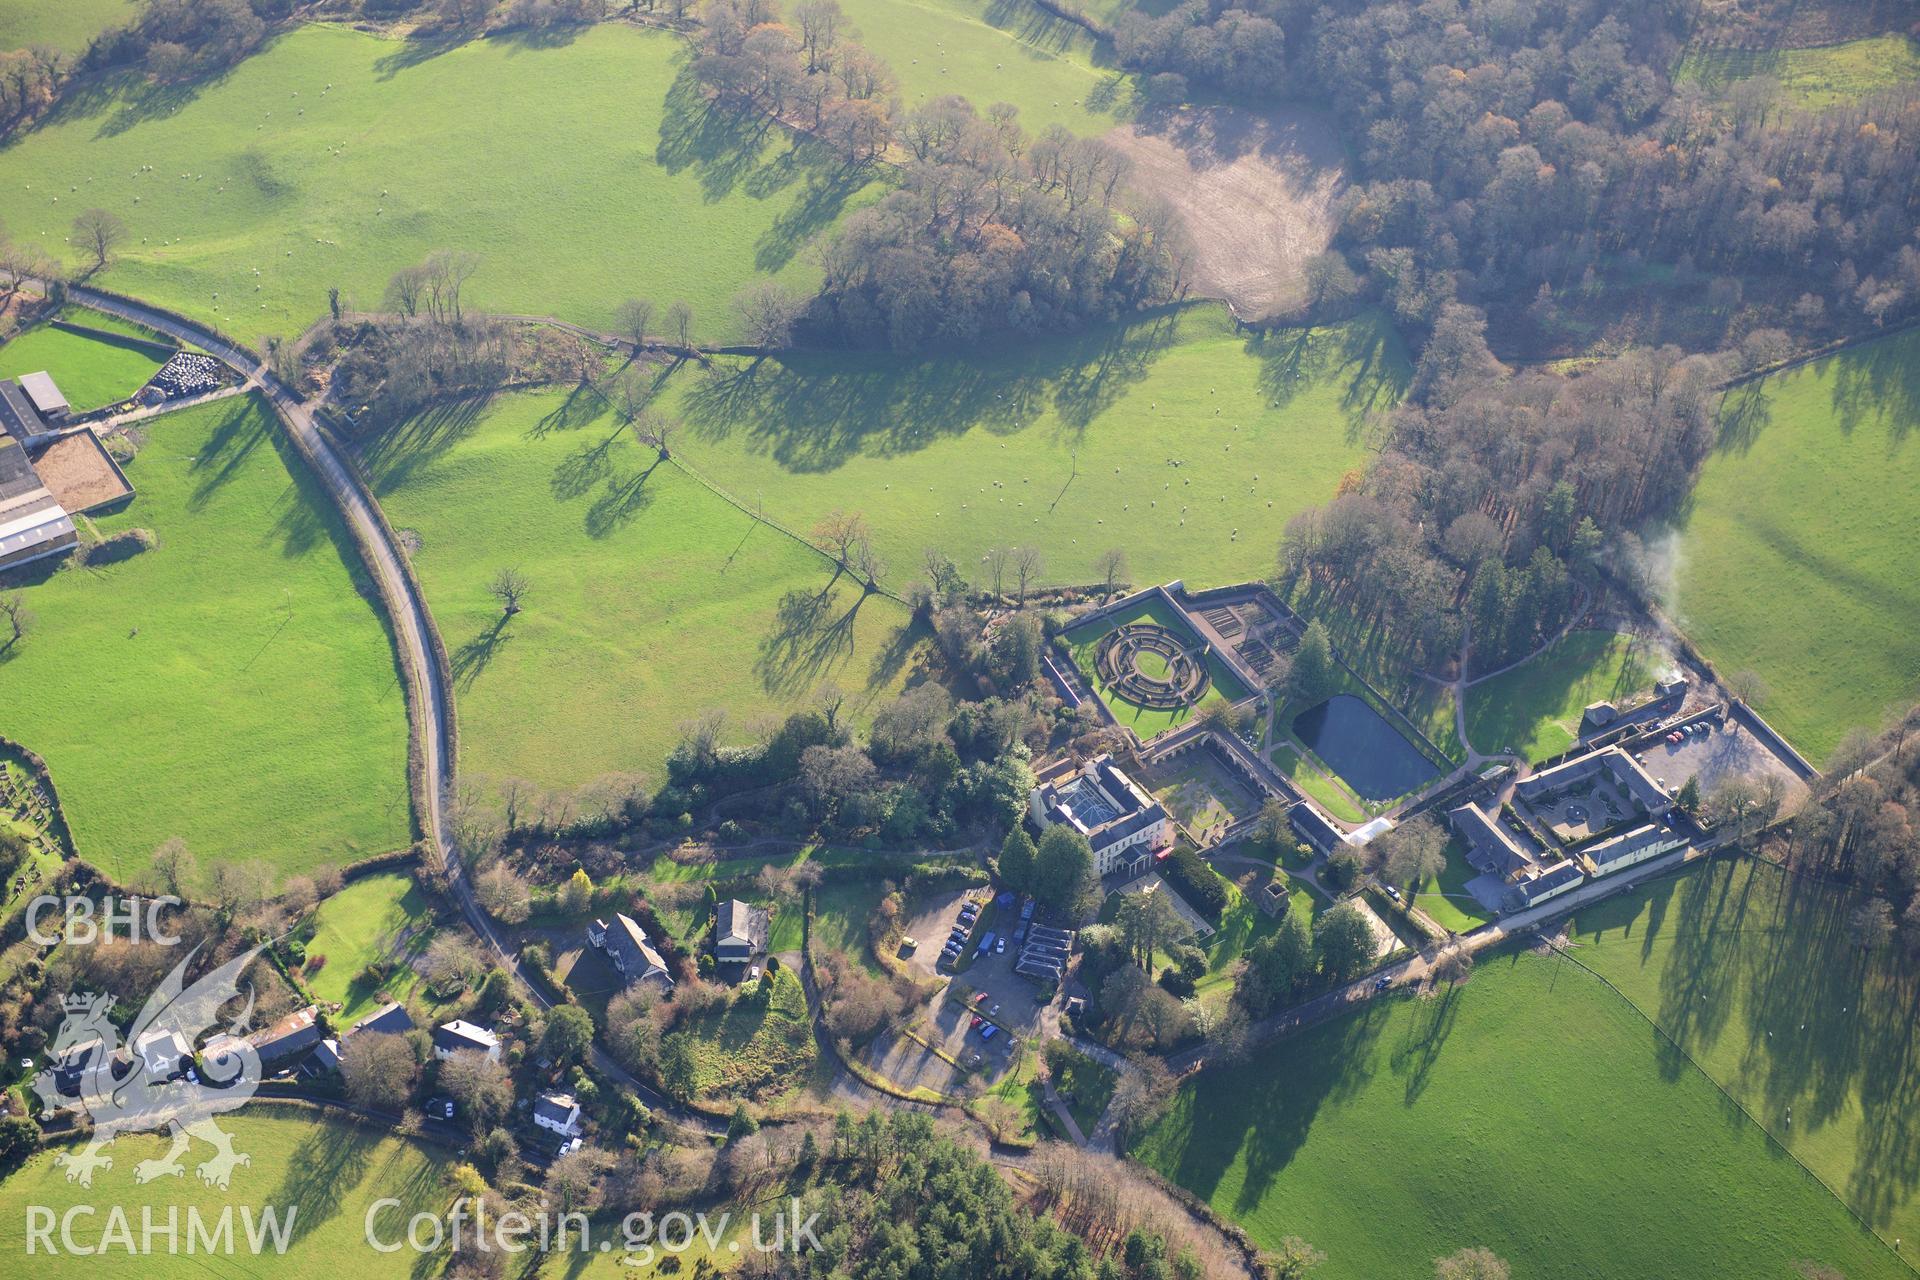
[
  {"xmin": 671, "ymin": 307, "xmax": 1403, "ymax": 593},
  {"xmin": 1675, "ymin": 327, "xmax": 1920, "ymax": 763},
  {"xmin": 0, "ymin": 320, "xmax": 165, "ymax": 413},
  {"xmin": 1463, "ymin": 630, "xmax": 1657, "ymax": 761},
  {"xmin": 1132, "ymin": 947, "xmax": 1911, "ymax": 1280},
  {"xmin": 1569, "ymin": 855, "xmax": 1920, "ymax": 1255},
  {"xmin": 0, "ymin": 394, "xmax": 412, "ymax": 880},
  {"xmin": 363, "ymin": 387, "xmax": 926, "ymax": 800},
  {"xmin": 0, "ymin": 22, "xmax": 868, "ymax": 346},
  {"xmin": 0, "ymin": 1110, "xmax": 450, "ymax": 1278}
]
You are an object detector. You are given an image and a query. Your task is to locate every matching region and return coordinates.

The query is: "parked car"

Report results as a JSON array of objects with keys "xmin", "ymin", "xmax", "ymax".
[
  {"xmin": 1374, "ymin": 976, "xmax": 1392, "ymax": 992},
  {"xmin": 995, "ymin": 938, "xmax": 1006, "ymax": 954},
  {"xmin": 427, "ymin": 1097, "xmax": 456, "ymax": 1121},
  {"xmin": 979, "ymin": 1024, "xmax": 997, "ymax": 1040},
  {"xmin": 973, "ymin": 991, "xmax": 990, "ymax": 1006},
  {"xmin": 900, "ymin": 936, "xmax": 917, "ymax": 953}
]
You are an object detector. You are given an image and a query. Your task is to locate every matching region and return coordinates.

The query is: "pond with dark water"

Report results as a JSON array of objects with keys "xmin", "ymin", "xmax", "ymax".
[{"xmin": 1291, "ymin": 693, "xmax": 1439, "ymax": 801}]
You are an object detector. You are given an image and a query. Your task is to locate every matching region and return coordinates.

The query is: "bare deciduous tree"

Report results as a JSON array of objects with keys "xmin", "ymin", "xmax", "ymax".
[
  {"xmin": 615, "ymin": 297, "xmax": 655, "ymax": 350},
  {"xmin": 70, "ymin": 207, "xmax": 125, "ymax": 272},
  {"xmin": 1011, "ymin": 545, "xmax": 1043, "ymax": 606},
  {"xmin": 489, "ymin": 567, "xmax": 530, "ymax": 617},
  {"xmin": 340, "ymin": 1032, "xmax": 417, "ymax": 1113},
  {"xmin": 1096, "ymin": 546, "xmax": 1127, "ymax": 601},
  {"xmin": 0, "ymin": 592, "xmax": 32, "ymax": 650}
]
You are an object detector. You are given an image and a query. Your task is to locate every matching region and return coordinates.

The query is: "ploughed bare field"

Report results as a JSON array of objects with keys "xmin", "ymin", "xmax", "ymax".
[{"xmin": 1107, "ymin": 104, "xmax": 1346, "ymax": 320}]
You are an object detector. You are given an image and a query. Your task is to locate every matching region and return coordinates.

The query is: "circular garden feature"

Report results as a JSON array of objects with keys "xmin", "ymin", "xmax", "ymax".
[{"xmin": 1095, "ymin": 623, "xmax": 1212, "ymax": 710}]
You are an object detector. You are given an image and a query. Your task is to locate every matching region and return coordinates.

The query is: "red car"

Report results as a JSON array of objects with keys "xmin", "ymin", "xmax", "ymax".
[
  {"xmin": 970, "ymin": 1015, "xmax": 983, "ymax": 1030},
  {"xmin": 973, "ymin": 992, "xmax": 990, "ymax": 1006}
]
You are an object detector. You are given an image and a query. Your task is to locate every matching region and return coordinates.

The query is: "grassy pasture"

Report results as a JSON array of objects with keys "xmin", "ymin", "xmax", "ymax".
[
  {"xmin": 1407, "ymin": 835, "xmax": 1492, "ymax": 933},
  {"xmin": 0, "ymin": 1109, "xmax": 450, "ymax": 1278},
  {"xmin": 1675, "ymin": 327, "xmax": 1920, "ymax": 763},
  {"xmin": 364, "ymin": 387, "xmax": 926, "ymax": 800},
  {"xmin": 669, "ymin": 306, "xmax": 1403, "ymax": 593},
  {"xmin": 832, "ymin": 0, "xmax": 1140, "ymax": 132},
  {"xmin": 1569, "ymin": 854, "xmax": 1920, "ymax": 1255},
  {"xmin": 1133, "ymin": 948, "xmax": 1909, "ymax": 1280},
  {"xmin": 301, "ymin": 871, "xmax": 438, "ymax": 1021},
  {"xmin": 0, "ymin": 394, "xmax": 412, "ymax": 881},
  {"xmin": 0, "ymin": 23, "xmax": 869, "ymax": 345},
  {"xmin": 0, "ymin": 320, "xmax": 163, "ymax": 411},
  {"xmin": 1677, "ymin": 34, "xmax": 1920, "ymax": 108},
  {"xmin": 1464, "ymin": 630, "xmax": 1655, "ymax": 762},
  {"xmin": 0, "ymin": 0, "xmax": 133, "ymax": 54}
]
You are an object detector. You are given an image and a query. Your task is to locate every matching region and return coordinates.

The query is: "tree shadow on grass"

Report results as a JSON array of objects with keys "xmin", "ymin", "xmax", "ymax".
[
  {"xmin": 656, "ymin": 64, "xmax": 797, "ymax": 204},
  {"xmin": 527, "ymin": 381, "xmax": 611, "ymax": 440},
  {"xmin": 1827, "ymin": 331, "xmax": 1920, "ymax": 451},
  {"xmin": 267, "ymin": 1121, "xmax": 380, "ymax": 1244},
  {"xmin": 583, "ymin": 458, "xmax": 662, "ymax": 538},
  {"xmin": 754, "ymin": 161, "xmax": 872, "ymax": 273},
  {"xmin": 357, "ymin": 396, "xmax": 492, "ymax": 495},
  {"xmin": 1245, "ymin": 310, "xmax": 1408, "ymax": 445},
  {"xmin": 452, "ymin": 614, "xmax": 513, "ymax": 690},
  {"xmin": 550, "ymin": 425, "xmax": 632, "ymax": 501},
  {"xmin": 1716, "ymin": 380, "xmax": 1775, "ymax": 455},
  {"xmin": 678, "ymin": 310, "xmax": 1184, "ymax": 473},
  {"xmin": 1145, "ymin": 991, "xmax": 1387, "ymax": 1213},
  {"xmin": 755, "ymin": 581, "xmax": 871, "ymax": 697},
  {"xmin": 186, "ymin": 398, "xmax": 272, "ymax": 512},
  {"xmin": 1390, "ymin": 981, "xmax": 1463, "ymax": 1106}
]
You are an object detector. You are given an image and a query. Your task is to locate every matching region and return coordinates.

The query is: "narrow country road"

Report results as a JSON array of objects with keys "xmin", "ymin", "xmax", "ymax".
[{"xmin": 59, "ymin": 284, "xmax": 713, "ymax": 1128}]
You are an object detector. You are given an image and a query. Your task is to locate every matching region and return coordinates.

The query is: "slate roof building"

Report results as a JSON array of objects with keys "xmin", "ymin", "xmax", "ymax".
[
  {"xmin": 605, "ymin": 914, "xmax": 674, "ymax": 991},
  {"xmin": 1448, "ymin": 802, "xmax": 1535, "ymax": 877},
  {"xmin": 432, "ymin": 1019, "xmax": 501, "ymax": 1061},
  {"xmin": 713, "ymin": 899, "xmax": 770, "ymax": 965},
  {"xmin": 1029, "ymin": 754, "xmax": 1171, "ymax": 877},
  {"xmin": 350, "ymin": 1001, "xmax": 415, "ymax": 1037}
]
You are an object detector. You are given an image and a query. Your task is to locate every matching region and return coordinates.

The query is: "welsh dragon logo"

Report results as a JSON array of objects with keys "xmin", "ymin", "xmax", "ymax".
[{"xmin": 31, "ymin": 943, "xmax": 267, "ymax": 1188}]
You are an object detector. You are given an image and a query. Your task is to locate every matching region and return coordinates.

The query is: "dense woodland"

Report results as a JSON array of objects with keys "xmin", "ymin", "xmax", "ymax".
[
  {"xmin": 691, "ymin": 0, "xmax": 1188, "ymax": 349},
  {"xmin": 1788, "ymin": 710, "xmax": 1920, "ymax": 967}
]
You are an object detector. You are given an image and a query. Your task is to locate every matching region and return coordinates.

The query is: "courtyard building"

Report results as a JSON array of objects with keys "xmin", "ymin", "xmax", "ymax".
[
  {"xmin": 0, "ymin": 436, "xmax": 76, "ymax": 571},
  {"xmin": 1030, "ymin": 754, "xmax": 1172, "ymax": 877}
]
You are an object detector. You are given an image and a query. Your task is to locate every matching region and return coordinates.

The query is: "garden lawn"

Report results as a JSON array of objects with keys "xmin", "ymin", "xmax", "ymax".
[
  {"xmin": 669, "ymin": 306, "xmax": 1403, "ymax": 592},
  {"xmin": 0, "ymin": 394, "xmax": 411, "ymax": 881},
  {"xmin": 0, "ymin": 321, "xmax": 163, "ymax": 412},
  {"xmin": 301, "ymin": 872, "xmax": 437, "ymax": 1021},
  {"xmin": 0, "ymin": 0, "xmax": 132, "ymax": 53},
  {"xmin": 0, "ymin": 1108, "xmax": 450, "ymax": 1278},
  {"xmin": 1050, "ymin": 1043, "xmax": 1116, "ymax": 1133},
  {"xmin": 831, "ymin": 0, "xmax": 1140, "ymax": 134},
  {"xmin": 365, "ymin": 389, "xmax": 925, "ymax": 800},
  {"xmin": 1569, "ymin": 854, "xmax": 1920, "ymax": 1254},
  {"xmin": 1677, "ymin": 35, "xmax": 1920, "ymax": 109},
  {"xmin": 1132, "ymin": 948, "xmax": 1908, "ymax": 1280},
  {"xmin": 1065, "ymin": 594, "xmax": 1248, "ymax": 740},
  {"xmin": 0, "ymin": 23, "xmax": 870, "ymax": 345},
  {"xmin": 675, "ymin": 966, "xmax": 817, "ymax": 1103},
  {"xmin": 1266, "ymin": 741, "xmax": 1364, "ymax": 824},
  {"xmin": 791, "ymin": 879, "xmax": 886, "ymax": 966},
  {"xmin": 1464, "ymin": 630, "xmax": 1655, "ymax": 762},
  {"xmin": 1407, "ymin": 835, "xmax": 1492, "ymax": 933},
  {"xmin": 1675, "ymin": 327, "xmax": 1920, "ymax": 762}
]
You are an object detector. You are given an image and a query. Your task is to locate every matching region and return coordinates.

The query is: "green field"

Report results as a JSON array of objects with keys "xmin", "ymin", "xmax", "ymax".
[
  {"xmin": 1677, "ymin": 35, "xmax": 1920, "ymax": 109},
  {"xmin": 0, "ymin": 1109, "xmax": 450, "ymax": 1277},
  {"xmin": 0, "ymin": 0, "xmax": 132, "ymax": 54},
  {"xmin": 302, "ymin": 871, "xmax": 437, "ymax": 1021},
  {"xmin": 0, "ymin": 22, "xmax": 868, "ymax": 345},
  {"xmin": 1065, "ymin": 594, "xmax": 1249, "ymax": 739},
  {"xmin": 1133, "ymin": 948, "xmax": 1909, "ymax": 1280},
  {"xmin": 669, "ymin": 307, "xmax": 1403, "ymax": 592},
  {"xmin": 0, "ymin": 321, "xmax": 162, "ymax": 412},
  {"xmin": 1464, "ymin": 630, "xmax": 1655, "ymax": 762},
  {"xmin": 833, "ymin": 0, "xmax": 1139, "ymax": 132},
  {"xmin": 1676, "ymin": 328, "xmax": 1920, "ymax": 763},
  {"xmin": 0, "ymin": 394, "xmax": 411, "ymax": 881},
  {"xmin": 365, "ymin": 388, "xmax": 924, "ymax": 799},
  {"xmin": 1570, "ymin": 854, "xmax": 1920, "ymax": 1255}
]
